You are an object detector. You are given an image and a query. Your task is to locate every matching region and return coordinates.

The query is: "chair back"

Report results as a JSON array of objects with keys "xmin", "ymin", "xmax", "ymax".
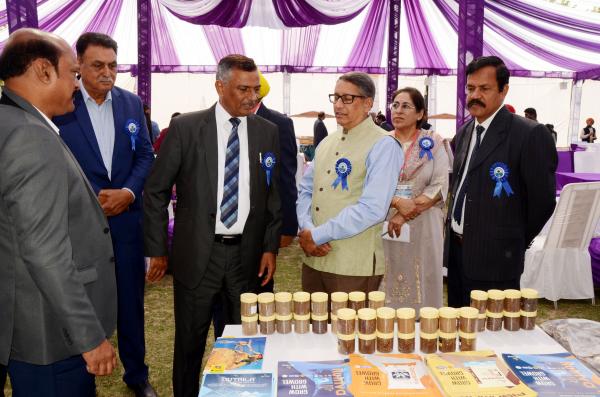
[{"xmin": 544, "ymin": 182, "xmax": 600, "ymax": 250}]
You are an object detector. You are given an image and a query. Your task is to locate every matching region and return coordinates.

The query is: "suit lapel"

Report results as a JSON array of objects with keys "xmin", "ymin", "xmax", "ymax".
[
  {"xmin": 73, "ymin": 91, "xmax": 106, "ymax": 169},
  {"xmin": 451, "ymin": 120, "xmax": 474, "ymax": 193},
  {"xmin": 203, "ymin": 106, "xmax": 219, "ymax": 211},
  {"xmin": 247, "ymin": 115, "xmax": 260, "ymax": 205},
  {"xmin": 467, "ymin": 107, "xmax": 510, "ymax": 174},
  {"xmin": 110, "ymin": 88, "xmax": 126, "ymax": 180}
]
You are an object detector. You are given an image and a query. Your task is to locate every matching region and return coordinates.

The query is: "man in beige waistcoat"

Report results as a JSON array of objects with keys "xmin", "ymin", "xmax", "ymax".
[{"xmin": 296, "ymin": 72, "xmax": 404, "ymax": 293}]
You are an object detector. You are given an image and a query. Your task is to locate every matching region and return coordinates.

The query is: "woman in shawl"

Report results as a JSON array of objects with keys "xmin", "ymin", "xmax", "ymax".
[{"xmin": 381, "ymin": 87, "xmax": 452, "ymax": 310}]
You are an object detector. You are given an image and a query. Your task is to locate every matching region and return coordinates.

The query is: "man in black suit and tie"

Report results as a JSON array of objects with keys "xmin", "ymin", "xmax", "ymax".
[
  {"xmin": 143, "ymin": 54, "xmax": 281, "ymax": 397},
  {"xmin": 445, "ymin": 56, "xmax": 557, "ymax": 307},
  {"xmin": 313, "ymin": 111, "xmax": 328, "ymax": 149}
]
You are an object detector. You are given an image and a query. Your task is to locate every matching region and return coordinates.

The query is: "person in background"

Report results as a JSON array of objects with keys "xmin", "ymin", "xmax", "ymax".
[
  {"xmin": 381, "ymin": 87, "xmax": 450, "ymax": 311},
  {"xmin": 53, "ymin": 32, "xmax": 156, "ymax": 397},
  {"xmin": 504, "ymin": 103, "xmax": 516, "ymax": 113},
  {"xmin": 445, "ymin": 56, "xmax": 557, "ymax": 307},
  {"xmin": 297, "ymin": 72, "xmax": 403, "ymax": 294},
  {"xmin": 0, "ymin": 28, "xmax": 117, "ymax": 397},
  {"xmin": 545, "ymin": 124, "xmax": 557, "ymax": 144},
  {"xmin": 581, "ymin": 118, "xmax": 596, "ymax": 143},
  {"xmin": 153, "ymin": 111, "xmax": 181, "ymax": 153},
  {"xmin": 313, "ymin": 111, "xmax": 328, "ymax": 149},
  {"xmin": 144, "ymin": 104, "xmax": 160, "ymax": 144},
  {"xmin": 376, "ymin": 111, "xmax": 394, "ymax": 131},
  {"xmin": 524, "ymin": 107, "xmax": 537, "ymax": 121}
]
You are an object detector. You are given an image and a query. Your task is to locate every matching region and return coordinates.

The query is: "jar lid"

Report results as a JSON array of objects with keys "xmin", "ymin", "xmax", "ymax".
[
  {"xmin": 470, "ymin": 290, "xmax": 488, "ymax": 300},
  {"xmin": 459, "ymin": 306, "xmax": 479, "ymax": 319},
  {"xmin": 487, "ymin": 289, "xmax": 506, "ymax": 300},
  {"xmin": 240, "ymin": 293, "xmax": 258, "ymax": 303},
  {"xmin": 257, "ymin": 292, "xmax": 275, "ymax": 303},
  {"xmin": 419, "ymin": 307, "xmax": 439, "ymax": 319},
  {"xmin": 520, "ymin": 288, "xmax": 538, "ymax": 299},
  {"xmin": 331, "ymin": 292, "xmax": 348, "ymax": 302},
  {"xmin": 396, "ymin": 308, "xmax": 416, "ymax": 319},
  {"xmin": 368, "ymin": 291, "xmax": 385, "ymax": 302},
  {"xmin": 275, "ymin": 292, "xmax": 292, "ymax": 302},
  {"xmin": 357, "ymin": 308, "xmax": 376, "ymax": 320},
  {"xmin": 311, "ymin": 292, "xmax": 328, "ymax": 303},
  {"xmin": 504, "ymin": 289, "xmax": 522, "ymax": 299},
  {"xmin": 376, "ymin": 307, "xmax": 395, "ymax": 319},
  {"xmin": 438, "ymin": 307, "xmax": 458, "ymax": 318},
  {"xmin": 293, "ymin": 291, "xmax": 310, "ymax": 302},
  {"xmin": 349, "ymin": 291, "xmax": 366, "ymax": 301},
  {"xmin": 337, "ymin": 308, "xmax": 357, "ymax": 320}
]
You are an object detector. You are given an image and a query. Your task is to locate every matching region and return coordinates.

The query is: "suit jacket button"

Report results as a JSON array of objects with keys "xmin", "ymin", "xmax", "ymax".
[
  {"xmin": 315, "ymin": 207, "xmax": 319, "ymax": 211},
  {"xmin": 109, "ymin": 256, "xmax": 115, "ymax": 263},
  {"xmin": 103, "ymin": 227, "xmax": 109, "ymax": 234},
  {"xmin": 319, "ymin": 188, "xmax": 323, "ymax": 192},
  {"xmin": 327, "ymin": 170, "xmax": 331, "ymax": 174}
]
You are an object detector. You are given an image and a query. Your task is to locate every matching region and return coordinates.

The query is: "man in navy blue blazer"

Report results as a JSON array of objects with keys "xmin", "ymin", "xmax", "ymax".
[{"xmin": 54, "ymin": 33, "xmax": 156, "ymax": 397}]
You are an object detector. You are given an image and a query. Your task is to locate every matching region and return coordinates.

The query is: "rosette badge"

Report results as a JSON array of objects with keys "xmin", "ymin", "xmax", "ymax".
[
  {"xmin": 125, "ymin": 119, "xmax": 140, "ymax": 151},
  {"xmin": 489, "ymin": 162, "xmax": 514, "ymax": 197},
  {"xmin": 332, "ymin": 158, "xmax": 352, "ymax": 190},
  {"xmin": 261, "ymin": 152, "xmax": 276, "ymax": 186},
  {"xmin": 418, "ymin": 136, "xmax": 434, "ymax": 160}
]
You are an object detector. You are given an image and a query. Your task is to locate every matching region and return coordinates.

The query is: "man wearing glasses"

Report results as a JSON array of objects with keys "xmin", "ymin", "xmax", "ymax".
[{"xmin": 297, "ymin": 72, "xmax": 403, "ymax": 294}]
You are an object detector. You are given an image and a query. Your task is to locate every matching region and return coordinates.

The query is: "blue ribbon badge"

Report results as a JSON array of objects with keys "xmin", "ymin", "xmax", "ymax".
[
  {"xmin": 332, "ymin": 158, "xmax": 352, "ymax": 190},
  {"xmin": 489, "ymin": 162, "xmax": 514, "ymax": 197},
  {"xmin": 261, "ymin": 151, "xmax": 276, "ymax": 186},
  {"xmin": 419, "ymin": 136, "xmax": 434, "ymax": 160},
  {"xmin": 125, "ymin": 119, "xmax": 140, "ymax": 151}
]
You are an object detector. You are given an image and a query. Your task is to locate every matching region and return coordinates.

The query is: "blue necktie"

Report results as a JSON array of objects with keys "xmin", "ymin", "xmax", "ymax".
[
  {"xmin": 453, "ymin": 125, "xmax": 485, "ymax": 226},
  {"xmin": 220, "ymin": 117, "xmax": 241, "ymax": 228}
]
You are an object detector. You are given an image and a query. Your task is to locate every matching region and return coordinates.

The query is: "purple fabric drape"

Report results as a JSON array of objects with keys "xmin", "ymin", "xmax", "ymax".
[
  {"xmin": 151, "ymin": 0, "xmax": 179, "ymax": 65},
  {"xmin": 588, "ymin": 238, "xmax": 600, "ymax": 287},
  {"xmin": 202, "ymin": 26, "xmax": 245, "ymax": 62},
  {"xmin": 273, "ymin": 0, "xmax": 369, "ymax": 27},
  {"xmin": 345, "ymin": 0, "xmax": 387, "ymax": 68},
  {"xmin": 281, "ymin": 26, "xmax": 320, "ymax": 67},
  {"xmin": 163, "ymin": 0, "xmax": 252, "ymax": 28},
  {"xmin": 39, "ymin": 0, "xmax": 86, "ymax": 32},
  {"xmin": 82, "ymin": 0, "xmax": 122, "ymax": 37},
  {"xmin": 404, "ymin": 0, "xmax": 447, "ymax": 69},
  {"xmin": 555, "ymin": 172, "xmax": 600, "ymax": 193},
  {"xmin": 556, "ymin": 150, "xmax": 574, "ymax": 173},
  {"xmin": 385, "ymin": 0, "xmax": 401, "ymax": 121}
]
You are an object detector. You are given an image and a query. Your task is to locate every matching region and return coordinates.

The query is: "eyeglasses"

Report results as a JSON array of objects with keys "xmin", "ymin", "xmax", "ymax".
[
  {"xmin": 329, "ymin": 94, "xmax": 366, "ymax": 104},
  {"xmin": 389, "ymin": 102, "xmax": 416, "ymax": 112}
]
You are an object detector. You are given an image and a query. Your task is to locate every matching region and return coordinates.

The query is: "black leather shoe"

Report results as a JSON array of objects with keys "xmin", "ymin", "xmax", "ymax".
[{"xmin": 128, "ymin": 380, "xmax": 158, "ymax": 397}]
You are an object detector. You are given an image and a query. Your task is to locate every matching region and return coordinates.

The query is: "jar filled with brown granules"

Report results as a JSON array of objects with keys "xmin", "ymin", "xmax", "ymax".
[
  {"xmin": 376, "ymin": 307, "xmax": 395, "ymax": 353},
  {"xmin": 459, "ymin": 306, "xmax": 478, "ymax": 351},
  {"xmin": 419, "ymin": 307, "xmax": 439, "ymax": 354},
  {"xmin": 397, "ymin": 308, "xmax": 416, "ymax": 353},
  {"xmin": 258, "ymin": 292, "xmax": 275, "ymax": 317},
  {"xmin": 503, "ymin": 289, "xmax": 522, "ymax": 331},
  {"xmin": 330, "ymin": 292, "xmax": 349, "ymax": 334},
  {"xmin": 348, "ymin": 291, "xmax": 366, "ymax": 312},
  {"xmin": 520, "ymin": 288, "xmax": 538, "ymax": 330},
  {"xmin": 259, "ymin": 314, "xmax": 275, "ymax": 335},
  {"xmin": 336, "ymin": 308, "xmax": 356, "ymax": 355},
  {"xmin": 486, "ymin": 289, "xmax": 505, "ymax": 331},
  {"xmin": 275, "ymin": 292, "xmax": 292, "ymax": 316},
  {"xmin": 241, "ymin": 314, "xmax": 258, "ymax": 336},
  {"xmin": 240, "ymin": 293, "xmax": 258, "ymax": 317},
  {"xmin": 293, "ymin": 291, "xmax": 310, "ymax": 316},
  {"xmin": 276, "ymin": 313, "xmax": 292, "ymax": 334},
  {"xmin": 470, "ymin": 290, "xmax": 488, "ymax": 332},
  {"xmin": 367, "ymin": 291, "xmax": 385, "ymax": 310},
  {"xmin": 438, "ymin": 307, "xmax": 458, "ymax": 353}
]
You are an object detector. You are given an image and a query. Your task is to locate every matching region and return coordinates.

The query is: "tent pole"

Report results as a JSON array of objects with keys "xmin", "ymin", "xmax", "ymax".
[
  {"xmin": 137, "ymin": 0, "xmax": 152, "ymax": 109},
  {"xmin": 385, "ymin": 0, "xmax": 401, "ymax": 122},
  {"xmin": 456, "ymin": 0, "xmax": 484, "ymax": 134},
  {"xmin": 283, "ymin": 71, "xmax": 291, "ymax": 116},
  {"xmin": 426, "ymin": 75, "xmax": 438, "ymax": 131},
  {"xmin": 568, "ymin": 80, "xmax": 583, "ymax": 145},
  {"xmin": 6, "ymin": 0, "xmax": 38, "ymax": 32}
]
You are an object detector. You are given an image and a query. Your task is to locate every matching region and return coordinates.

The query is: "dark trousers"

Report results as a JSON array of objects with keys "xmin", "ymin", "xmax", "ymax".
[
  {"xmin": 173, "ymin": 241, "xmax": 248, "ymax": 397},
  {"xmin": 114, "ymin": 240, "xmax": 148, "ymax": 386},
  {"xmin": 7, "ymin": 355, "xmax": 94, "ymax": 397},
  {"xmin": 301, "ymin": 264, "xmax": 382, "ymax": 294},
  {"xmin": 447, "ymin": 233, "xmax": 519, "ymax": 307}
]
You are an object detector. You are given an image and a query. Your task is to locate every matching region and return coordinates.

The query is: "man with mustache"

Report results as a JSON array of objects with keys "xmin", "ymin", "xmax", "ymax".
[
  {"xmin": 0, "ymin": 28, "xmax": 117, "ymax": 396},
  {"xmin": 445, "ymin": 56, "xmax": 557, "ymax": 306},
  {"xmin": 143, "ymin": 54, "xmax": 281, "ymax": 397},
  {"xmin": 53, "ymin": 32, "xmax": 156, "ymax": 397}
]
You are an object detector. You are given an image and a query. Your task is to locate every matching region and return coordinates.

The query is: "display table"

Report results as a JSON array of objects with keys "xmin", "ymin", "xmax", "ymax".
[
  {"xmin": 222, "ymin": 324, "xmax": 566, "ymax": 373},
  {"xmin": 555, "ymin": 172, "xmax": 600, "ymax": 193}
]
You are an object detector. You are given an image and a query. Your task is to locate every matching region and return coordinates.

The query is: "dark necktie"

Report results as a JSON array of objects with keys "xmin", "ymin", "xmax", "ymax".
[
  {"xmin": 220, "ymin": 117, "xmax": 241, "ymax": 228},
  {"xmin": 452, "ymin": 125, "xmax": 485, "ymax": 226}
]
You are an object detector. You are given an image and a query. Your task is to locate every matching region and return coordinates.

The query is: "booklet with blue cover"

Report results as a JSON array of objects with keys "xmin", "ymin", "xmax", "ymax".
[
  {"xmin": 199, "ymin": 373, "xmax": 273, "ymax": 397},
  {"xmin": 204, "ymin": 337, "xmax": 266, "ymax": 372},
  {"xmin": 277, "ymin": 359, "xmax": 352, "ymax": 397},
  {"xmin": 502, "ymin": 352, "xmax": 600, "ymax": 396}
]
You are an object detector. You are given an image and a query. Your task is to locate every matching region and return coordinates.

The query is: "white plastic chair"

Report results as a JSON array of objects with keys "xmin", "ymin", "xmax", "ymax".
[{"xmin": 521, "ymin": 182, "xmax": 600, "ymax": 309}]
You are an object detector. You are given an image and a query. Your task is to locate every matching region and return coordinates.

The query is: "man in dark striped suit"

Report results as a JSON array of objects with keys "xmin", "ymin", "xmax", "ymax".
[{"xmin": 445, "ymin": 56, "xmax": 557, "ymax": 307}]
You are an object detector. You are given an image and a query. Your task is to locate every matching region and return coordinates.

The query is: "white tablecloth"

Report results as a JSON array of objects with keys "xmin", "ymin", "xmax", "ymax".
[
  {"xmin": 222, "ymin": 323, "xmax": 566, "ymax": 373},
  {"xmin": 574, "ymin": 150, "xmax": 600, "ymax": 173}
]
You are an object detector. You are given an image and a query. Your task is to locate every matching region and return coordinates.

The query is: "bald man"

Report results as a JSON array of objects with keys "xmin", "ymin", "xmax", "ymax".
[{"xmin": 0, "ymin": 29, "xmax": 117, "ymax": 396}]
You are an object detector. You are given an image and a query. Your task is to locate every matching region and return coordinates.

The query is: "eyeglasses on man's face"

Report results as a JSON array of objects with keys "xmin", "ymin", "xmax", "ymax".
[
  {"xmin": 388, "ymin": 101, "xmax": 416, "ymax": 112},
  {"xmin": 329, "ymin": 94, "xmax": 366, "ymax": 104}
]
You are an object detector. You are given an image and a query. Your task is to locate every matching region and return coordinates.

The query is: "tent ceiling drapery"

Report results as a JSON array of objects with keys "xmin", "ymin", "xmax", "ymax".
[{"xmin": 0, "ymin": 0, "xmax": 599, "ymax": 80}]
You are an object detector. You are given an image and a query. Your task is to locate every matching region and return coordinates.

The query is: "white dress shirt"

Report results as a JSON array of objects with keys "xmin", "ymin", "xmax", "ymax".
[
  {"xmin": 80, "ymin": 83, "xmax": 115, "ymax": 178},
  {"xmin": 214, "ymin": 101, "xmax": 250, "ymax": 235},
  {"xmin": 451, "ymin": 104, "xmax": 504, "ymax": 234},
  {"xmin": 33, "ymin": 105, "xmax": 60, "ymax": 135}
]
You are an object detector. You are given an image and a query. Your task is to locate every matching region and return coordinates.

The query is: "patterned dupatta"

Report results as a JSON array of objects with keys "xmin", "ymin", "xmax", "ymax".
[{"xmin": 399, "ymin": 129, "xmax": 442, "ymax": 182}]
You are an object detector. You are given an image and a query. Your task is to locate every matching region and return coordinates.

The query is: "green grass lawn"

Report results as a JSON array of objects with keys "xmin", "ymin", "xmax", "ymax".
[{"xmin": 4, "ymin": 241, "xmax": 599, "ymax": 396}]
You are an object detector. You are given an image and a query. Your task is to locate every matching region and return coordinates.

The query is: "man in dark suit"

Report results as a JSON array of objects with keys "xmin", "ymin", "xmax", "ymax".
[
  {"xmin": 445, "ymin": 56, "xmax": 557, "ymax": 307},
  {"xmin": 0, "ymin": 28, "xmax": 117, "ymax": 396},
  {"xmin": 53, "ymin": 32, "xmax": 155, "ymax": 397},
  {"xmin": 143, "ymin": 54, "xmax": 281, "ymax": 397},
  {"xmin": 313, "ymin": 111, "xmax": 328, "ymax": 149}
]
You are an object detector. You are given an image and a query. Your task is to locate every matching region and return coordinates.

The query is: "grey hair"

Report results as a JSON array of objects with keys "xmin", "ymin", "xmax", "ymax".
[
  {"xmin": 216, "ymin": 54, "xmax": 257, "ymax": 83},
  {"xmin": 338, "ymin": 72, "xmax": 376, "ymax": 99}
]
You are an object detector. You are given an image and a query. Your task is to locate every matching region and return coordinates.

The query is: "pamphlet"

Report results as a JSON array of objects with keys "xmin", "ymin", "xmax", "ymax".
[{"xmin": 204, "ymin": 337, "xmax": 266, "ymax": 372}]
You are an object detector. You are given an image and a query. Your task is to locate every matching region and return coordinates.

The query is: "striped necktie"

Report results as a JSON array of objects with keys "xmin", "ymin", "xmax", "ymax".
[{"xmin": 220, "ymin": 117, "xmax": 241, "ymax": 228}]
